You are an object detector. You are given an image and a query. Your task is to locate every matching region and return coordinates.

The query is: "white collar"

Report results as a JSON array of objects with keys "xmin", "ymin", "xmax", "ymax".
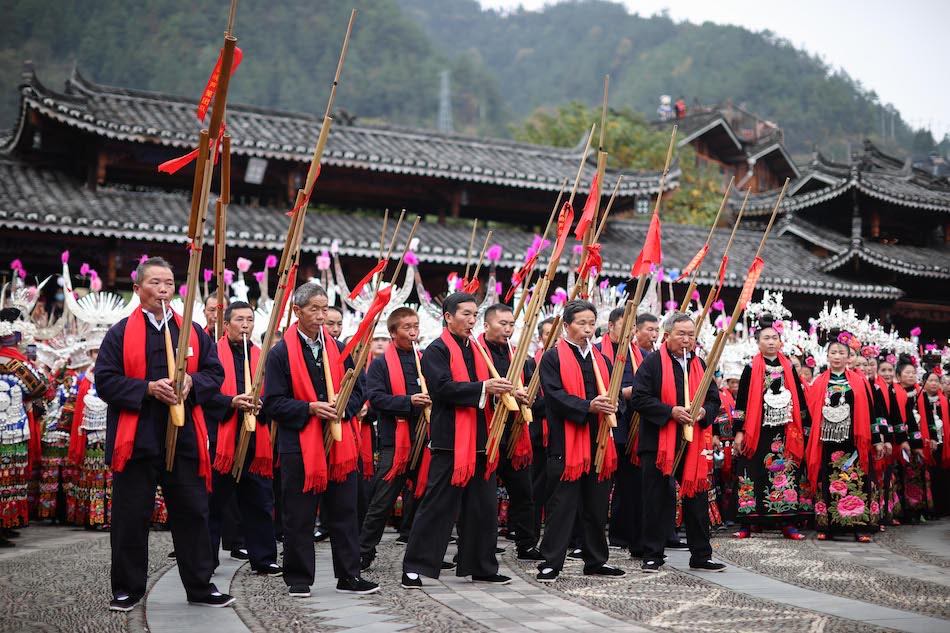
[
  {"xmin": 144, "ymin": 309, "xmax": 173, "ymax": 331},
  {"xmin": 565, "ymin": 337, "xmax": 592, "ymax": 359},
  {"xmin": 297, "ymin": 328, "xmax": 322, "ymax": 347}
]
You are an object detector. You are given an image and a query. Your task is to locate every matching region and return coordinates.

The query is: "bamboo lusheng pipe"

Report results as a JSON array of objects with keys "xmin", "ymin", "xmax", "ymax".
[
  {"xmin": 232, "ymin": 333, "xmax": 258, "ymax": 480},
  {"xmin": 468, "ymin": 230, "xmax": 494, "ymax": 290},
  {"xmin": 462, "ymin": 220, "xmax": 479, "ymax": 282},
  {"xmin": 694, "ymin": 187, "xmax": 750, "ymax": 335},
  {"xmin": 214, "ymin": 135, "xmax": 232, "ymax": 340},
  {"xmin": 238, "ymin": 10, "xmax": 357, "ymax": 477},
  {"xmin": 409, "ymin": 341, "xmax": 430, "ymax": 470},
  {"xmin": 679, "ymin": 176, "xmax": 734, "ymax": 312},
  {"xmin": 511, "ymin": 180, "xmax": 565, "ymax": 322},
  {"xmin": 583, "ymin": 75, "xmax": 610, "ymax": 250},
  {"xmin": 161, "ymin": 301, "xmax": 185, "ymax": 471},
  {"xmin": 471, "ymin": 335, "xmax": 519, "ymax": 411},
  {"xmin": 672, "ymin": 178, "xmax": 789, "ymax": 472}
]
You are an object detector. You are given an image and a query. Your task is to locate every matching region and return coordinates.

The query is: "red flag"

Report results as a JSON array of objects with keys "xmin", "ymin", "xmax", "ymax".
[
  {"xmin": 158, "ymin": 126, "xmax": 226, "ymax": 175},
  {"xmin": 573, "ymin": 172, "xmax": 601, "ymax": 241},
  {"xmin": 551, "ymin": 202, "xmax": 575, "ymax": 264},
  {"xmin": 630, "ymin": 213, "xmax": 662, "ymax": 277},
  {"xmin": 342, "ymin": 286, "xmax": 393, "ymax": 361},
  {"xmin": 576, "ymin": 243, "xmax": 602, "ymax": 281},
  {"xmin": 463, "ymin": 278, "xmax": 480, "ymax": 294},
  {"xmin": 505, "ymin": 251, "xmax": 540, "ymax": 301},
  {"xmin": 711, "ymin": 255, "xmax": 729, "ymax": 303},
  {"xmin": 348, "ymin": 259, "xmax": 387, "ymax": 300},
  {"xmin": 675, "ymin": 243, "xmax": 709, "ymax": 281},
  {"xmin": 737, "ymin": 256, "xmax": 764, "ymax": 311},
  {"xmin": 197, "ymin": 47, "xmax": 244, "ymax": 121}
]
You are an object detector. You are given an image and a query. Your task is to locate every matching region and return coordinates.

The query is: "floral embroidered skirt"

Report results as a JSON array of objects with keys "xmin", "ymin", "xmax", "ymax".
[
  {"xmin": 0, "ymin": 441, "xmax": 29, "ymax": 528},
  {"xmin": 68, "ymin": 442, "xmax": 113, "ymax": 527},
  {"xmin": 36, "ymin": 441, "xmax": 74, "ymax": 520},
  {"xmin": 873, "ymin": 455, "xmax": 902, "ymax": 524},
  {"xmin": 734, "ymin": 429, "xmax": 804, "ymax": 526},
  {"xmin": 814, "ymin": 445, "xmax": 878, "ymax": 533},
  {"xmin": 899, "ymin": 458, "xmax": 933, "ymax": 519}
]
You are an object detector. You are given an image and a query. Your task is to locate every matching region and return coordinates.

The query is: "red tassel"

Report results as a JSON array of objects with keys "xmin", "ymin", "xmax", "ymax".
[
  {"xmin": 348, "ymin": 259, "xmax": 386, "ymax": 300},
  {"xmin": 341, "ymin": 286, "xmax": 393, "ymax": 361}
]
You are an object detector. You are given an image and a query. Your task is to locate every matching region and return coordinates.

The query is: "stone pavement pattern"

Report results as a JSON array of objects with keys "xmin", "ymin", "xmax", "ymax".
[{"xmin": 0, "ymin": 522, "xmax": 948, "ymax": 632}]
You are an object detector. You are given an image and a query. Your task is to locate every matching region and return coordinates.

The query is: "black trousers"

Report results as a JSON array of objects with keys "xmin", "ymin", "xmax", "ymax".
[
  {"xmin": 110, "ymin": 454, "xmax": 215, "ymax": 601},
  {"xmin": 220, "ymin": 496, "xmax": 244, "ymax": 551},
  {"xmin": 497, "ymin": 449, "xmax": 537, "ymax": 550},
  {"xmin": 538, "ymin": 456, "xmax": 610, "ymax": 572},
  {"xmin": 608, "ymin": 443, "xmax": 642, "ymax": 552},
  {"xmin": 360, "ymin": 447, "xmax": 419, "ymax": 558},
  {"xmin": 531, "ymin": 443, "xmax": 548, "ymax": 539},
  {"xmin": 280, "ymin": 452, "xmax": 360, "ymax": 587},
  {"xmin": 640, "ymin": 451, "xmax": 711, "ymax": 564},
  {"xmin": 403, "ymin": 451, "xmax": 497, "ymax": 579},
  {"xmin": 208, "ymin": 445, "xmax": 277, "ymax": 570}
]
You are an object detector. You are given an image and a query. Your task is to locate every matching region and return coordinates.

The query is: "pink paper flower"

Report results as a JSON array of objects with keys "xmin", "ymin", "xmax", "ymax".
[
  {"xmin": 9, "ymin": 259, "xmax": 23, "ymax": 270},
  {"xmin": 572, "ymin": 244, "xmax": 583, "ymax": 256},
  {"xmin": 17, "ymin": 268, "xmax": 26, "ymax": 279},
  {"xmin": 836, "ymin": 495, "xmax": 866, "ymax": 517},
  {"xmin": 403, "ymin": 251, "xmax": 419, "ymax": 266},
  {"xmin": 79, "ymin": 263, "xmax": 90, "ymax": 277},
  {"xmin": 664, "ymin": 299, "xmax": 678, "ymax": 311},
  {"xmin": 203, "ymin": 269, "xmax": 214, "ymax": 283},
  {"xmin": 909, "ymin": 326, "xmax": 922, "ymax": 338},
  {"xmin": 599, "ymin": 279, "xmax": 610, "ymax": 290},
  {"xmin": 885, "ymin": 353, "xmax": 896, "ymax": 365},
  {"xmin": 692, "ymin": 290, "xmax": 700, "ymax": 301},
  {"xmin": 139, "ymin": 254, "xmax": 150, "ymax": 264},
  {"xmin": 486, "ymin": 244, "xmax": 503, "ymax": 262},
  {"xmin": 178, "ymin": 284, "xmax": 188, "ymax": 297},
  {"xmin": 60, "ymin": 251, "xmax": 69, "ymax": 264},
  {"xmin": 130, "ymin": 270, "xmax": 138, "ymax": 281},
  {"xmin": 550, "ymin": 289, "xmax": 567, "ymax": 306},
  {"xmin": 265, "ymin": 254, "xmax": 278, "ymax": 269},
  {"xmin": 712, "ymin": 299, "xmax": 725, "ymax": 312},
  {"xmin": 530, "ymin": 235, "xmax": 550, "ymax": 252},
  {"xmin": 89, "ymin": 277, "xmax": 102, "ymax": 292},
  {"xmin": 837, "ymin": 331, "xmax": 851, "ymax": 344},
  {"xmin": 236, "ymin": 257, "xmax": 252, "ymax": 272},
  {"xmin": 223, "ymin": 269, "xmax": 234, "ymax": 286},
  {"xmin": 925, "ymin": 343, "xmax": 937, "ymax": 352},
  {"xmin": 495, "ymin": 282, "xmax": 502, "ymax": 295},
  {"xmin": 317, "ymin": 250, "xmax": 331, "ymax": 271},
  {"xmin": 89, "ymin": 269, "xmax": 99, "ymax": 280},
  {"xmin": 254, "ymin": 271, "xmax": 265, "ymax": 284}
]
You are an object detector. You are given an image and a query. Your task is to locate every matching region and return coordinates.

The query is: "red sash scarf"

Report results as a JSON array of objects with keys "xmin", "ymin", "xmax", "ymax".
[
  {"xmin": 439, "ymin": 329, "xmax": 490, "ymax": 487},
  {"xmin": 893, "ymin": 385, "xmax": 911, "ymax": 423},
  {"xmin": 214, "ymin": 338, "xmax": 272, "ymax": 477},
  {"xmin": 598, "ymin": 336, "xmax": 645, "ymax": 369},
  {"xmin": 284, "ymin": 324, "xmax": 358, "ymax": 492},
  {"xmin": 382, "ymin": 344, "xmax": 414, "ymax": 481},
  {"xmin": 804, "ymin": 369, "xmax": 872, "ymax": 488},
  {"xmin": 67, "ymin": 374, "xmax": 93, "ymax": 466},
  {"xmin": 741, "ymin": 354, "xmax": 804, "ymax": 464},
  {"xmin": 112, "ymin": 308, "xmax": 212, "ymax": 490},
  {"xmin": 656, "ymin": 344, "xmax": 708, "ymax": 497},
  {"xmin": 916, "ymin": 391, "xmax": 944, "ymax": 466},
  {"xmin": 480, "ymin": 334, "xmax": 534, "ymax": 470},
  {"xmin": 554, "ymin": 339, "xmax": 615, "ymax": 481}
]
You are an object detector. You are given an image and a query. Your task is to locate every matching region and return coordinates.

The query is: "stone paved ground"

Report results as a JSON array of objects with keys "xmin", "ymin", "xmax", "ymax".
[{"xmin": 1, "ymin": 521, "xmax": 949, "ymax": 633}]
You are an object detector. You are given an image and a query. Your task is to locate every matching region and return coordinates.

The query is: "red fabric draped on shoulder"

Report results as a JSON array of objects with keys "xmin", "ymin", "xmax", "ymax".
[
  {"xmin": 214, "ymin": 338, "xmax": 271, "ymax": 477},
  {"xmin": 656, "ymin": 344, "xmax": 708, "ymax": 497},
  {"xmin": 439, "ymin": 329, "xmax": 490, "ymax": 487},
  {"xmin": 67, "ymin": 374, "xmax": 93, "ymax": 466},
  {"xmin": 383, "ymin": 343, "xmax": 412, "ymax": 481},
  {"xmin": 741, "ymin": 353, "xmax": 804, "ymax": 464},
  {"xmin": 804, "ymin": 369, "xmax": 872, "ymax": 488}
]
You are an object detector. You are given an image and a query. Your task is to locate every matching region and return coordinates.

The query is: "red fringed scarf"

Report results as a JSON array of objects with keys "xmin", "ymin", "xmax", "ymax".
[
  {"xmin": 554, "ymin": 339, "xmax": 615, "ymax": 481},
  {"xmin": 656, "ymin": 344, "xmax": 709, "ymax": 497},
  {"xmin": 741, "ymin": 354, "xmax": 804, "ymax": 464},
  {"xmin": 112, "ymin": 308, "xmax": 212, "ymax": 490},
  {"xmin": 284, "ymin": 324, "xmax": 358, "ymax": 492},
  {"xmin": 67, "ymin": 374, "xmax": 93, "ymax": 466},
  {"xmin": 382, "ymin": 344, "xmax": 414, "ymax": 481},
  {"xmin": 916, "ymin": 390, "xmax": 943, "ymax": 466},
  {"xmin": 479, "ymin": 334, "xmax": 533, "ymax": 470},
  {"xmin": 213, "ymin": 338, "xmax": 272, "ymax": 477},
  {"xmin": 598, "ymin": 336, "xmax": 645, "ymax": 466},
  {"xmin": 805, "ymin": 369, "xmax": 872, "ymax": 489},
  {"xmin": 439, "ymin": 329, "xmax": 490, "ymax": 486}
]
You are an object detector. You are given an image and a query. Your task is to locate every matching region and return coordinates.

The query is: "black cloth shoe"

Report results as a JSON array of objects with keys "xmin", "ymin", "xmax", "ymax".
[
  {"xmin": 517, "ymin": 546, "xmax": 544, "ymax": 561},
  {"xmin": 395, "ymin": 534, "xmax": 409, "ymax": 545},
  {"xmin": 472, "ymin": 574, "xmax": 512, "ymax": 585},
  {"xmin": 313, "ymin": 527, "xmax": 330, "ymax": 543},
  {"xmin": 440, "ymin": 560, "xmax": 457, "ymax": 570},
  {"xmin": 448, "ymin": 536, "xmax": 458, "ymax": 545},
  {"xmin": 584, "ymin": 564, "xmax": 626, "ymax": 577},
  {"xmin": 641, "ymin": 559, "xmax": 663, "ymax": 573},
  {"xmin": 167, "ymin": 550, "xmax": 176, "ymax": 559},
  {"xmin": 665, "ymin": 539, "xmax": 689, "ymax": 550},
  {"xmin": 288, "ymin": 584, "xmax": 311, "ymax": 598},
  {"xmin": 253, "ymin": 563, "xmax": 283, "ymax": 577},
  {"xmin": 689, "ymin": 560, "xmax": 726, "ymax": 572},
  {"xmin": 0, "ymin": 537, "xmax": 15, "ymax": 548},
  {"xmin": 360, "ymin": 554, "xmax": 374, "ymax": 572},
  {"xmin": 566, "ymin": 548, "xmax": 583, "ymax": 559},
  {"xmin": 108, "ymin": 593, "xmax": 141, "ymax": 612},
  {"xmin": 188, "ymin": 590, "xmax": 236, "ymax": 607},
  {"xmin": 629, "ymin": 549, "xmax": 643, "ymax": 558},
  {"xmin": 229, "ymin": 548, "xmax": 249, "ymax": 560},
  {"xmin": 536, "ymin": 567, "xmax": 559, "ymax": 583},
  {"xmin": 336, "ymin": 576, "xmax": 380, "ymax": 595},
  {"xmin": 401, "ymin": 572, "xmax": 423, "ymax": 589},
  {"xmin": 495, "ymin": 545, "xmax": 507, "ymax": 554}
]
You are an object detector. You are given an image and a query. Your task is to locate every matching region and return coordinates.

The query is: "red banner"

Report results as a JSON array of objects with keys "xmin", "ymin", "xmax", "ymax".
[
  {"xmin": 463, "ymin": 278, "xmax": 480, "ymax": 294},
  {"xmin": 505, "ymin": 251, "xmax": 540, "ymax": 301},
  {"xmin": 197, "ymin": 47, "xmax": 244, "ymax": 122},
  {"xmin": 576, "ymin": 243, "xmax": 602, "ymax": 281},
  {"xmin": 630, "ymin": 213, "xmax": 662, "ymax": 277},
  {"xmin": 348, "ymin": 259, "xmax": 387, "ymax": 300},
  {"xmin": 158, "ymin": 126, "xmax": 226, "ymax": 175},
  {"xmin": 675, "ymin": 243, "xmax": 709, "ymax": 281},
  {"xmin": 737, "ymin": 256, "xmax": 764, "ymax": 311},
  {"xmin": 342, "ymin": 286, "xmax": 393, "ymax": 361},
  {"xmin": 551, "ymin": 202, "xmax": 575, "ymax": 264},
  {"xmin": 573, "ymin": 172, "xmax": 601, "ymax": 241}
]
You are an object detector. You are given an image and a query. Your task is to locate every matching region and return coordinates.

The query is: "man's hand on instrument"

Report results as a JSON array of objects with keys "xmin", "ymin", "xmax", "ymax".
[
  {"xmin": 231, "ymin": 393, "xmax": 258, "ymax": 412},
  {"xmin": 671, "ymin": 405, "xmax": 693, "ymax": 426},
  {"xmin": 410, "ymin": 393, "xmax": 432, "ymax": 407},
  {"xmin": 733, "ymin": 431, "xmax": 744, "ymax": 454},
  {"xmin": 485, "ymin": 378, "xmax": 514, "ymax": 395},
  {"xmin": 589, "ymin": 395, "xmax": 616, "ymax": 415},
  {"xmin": 309, "ymin": 401, "xmax": 337, "ymax": 419},
  {"xmin": 514, "ymin": 387, "xmax": 531, "ymax": 406},
  {"xmin": 180, "ymin": 374, "xmax": 193, "ymax": 401},
  {"xmin": 622, "ymin": 386, "xmax": 633, "ymax": 400},
  {"xmin": 148, "ymin": 378, "xmax": 178, "ymax": 405}
]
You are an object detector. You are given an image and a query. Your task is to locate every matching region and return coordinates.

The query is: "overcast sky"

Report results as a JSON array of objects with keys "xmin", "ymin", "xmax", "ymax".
[{"xmin": 477, "ymin": 0, "xmax": 950, "ymax": 140}]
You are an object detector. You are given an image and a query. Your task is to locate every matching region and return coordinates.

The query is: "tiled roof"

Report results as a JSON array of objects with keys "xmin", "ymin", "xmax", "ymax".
[
  {"xmin": 0, "ymin": 157, "xmax": 902, "ymax": 300},
  {"xmin": 819, "ymin": 241, "xmax": 950, "ymax": 279},
  {"xmin": 5, "ymin": 67, "xmax": 676, "ymax": 198}
]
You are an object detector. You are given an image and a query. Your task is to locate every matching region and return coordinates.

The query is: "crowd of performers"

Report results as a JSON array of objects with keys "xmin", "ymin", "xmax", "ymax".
[{"xmin": 0, "ymin": 255, "xmax": 947, "ymax": 611}]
